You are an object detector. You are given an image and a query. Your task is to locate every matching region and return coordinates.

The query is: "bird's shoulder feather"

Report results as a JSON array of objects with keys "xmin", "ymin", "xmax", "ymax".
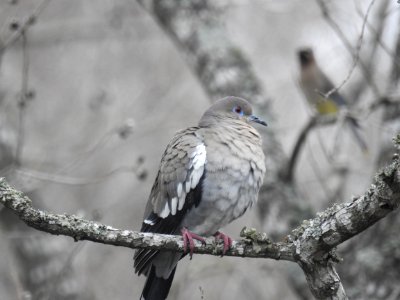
[{"xmin": 145, "ymin": 126, "xmax": 206, "ymax": 220}]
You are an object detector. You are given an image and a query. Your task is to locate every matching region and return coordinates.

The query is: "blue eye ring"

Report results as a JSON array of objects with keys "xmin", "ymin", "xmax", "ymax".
[{"xmin": 233, "ymin": 106, "xmax": 244, "ymax": 116}]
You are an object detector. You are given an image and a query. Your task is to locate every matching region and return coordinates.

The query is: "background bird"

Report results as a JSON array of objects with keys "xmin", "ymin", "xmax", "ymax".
[
  {"xmin": 297, "ymin": 47, "xmax": 368, "ymax": 153},
  {"xmin": 134, "ymin": 96, "xmax": 267, "ymax": 300}
]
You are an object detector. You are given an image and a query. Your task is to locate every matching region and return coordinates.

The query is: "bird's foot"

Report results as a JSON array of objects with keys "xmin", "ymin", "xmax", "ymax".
[
  {"xmin": 181, "ymin": 228, "xmax": 205, "ymax": 259},
  {"xmin": 214, "ymin": 231, "xmax": 233, "ymax": 256}
]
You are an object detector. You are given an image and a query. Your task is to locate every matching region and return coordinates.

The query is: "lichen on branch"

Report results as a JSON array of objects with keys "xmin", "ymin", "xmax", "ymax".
[{"xmin": 0, "ymin": 154, "xmax": 399, "ymax": 300}]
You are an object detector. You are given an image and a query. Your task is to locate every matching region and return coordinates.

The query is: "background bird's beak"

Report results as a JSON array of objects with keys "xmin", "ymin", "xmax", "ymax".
[{"xmin": 248, "ymin": 115, "xmax": 267, "ymax": 126}]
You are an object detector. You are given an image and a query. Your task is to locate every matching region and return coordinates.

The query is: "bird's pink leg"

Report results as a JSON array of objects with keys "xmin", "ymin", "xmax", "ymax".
[
  {"xmin": 214, "ymin": 231, "xmax": 233, "ymax": 255},
  {"xmin": 181, "ymin": 228, "xmax": 206, "ymax": 259}
]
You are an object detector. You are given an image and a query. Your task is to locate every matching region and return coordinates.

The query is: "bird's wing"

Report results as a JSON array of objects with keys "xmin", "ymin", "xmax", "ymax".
[
  {"xmin": 134, "ymin": 127, "xmax": 206, "ymax": 275},
  {"xmin": 317, "ymin": 68, "xmax": 347, "ymax": 106},
  {"xmin": 146, "ymin": 126, "xmax": 206, "ymax": 219}
]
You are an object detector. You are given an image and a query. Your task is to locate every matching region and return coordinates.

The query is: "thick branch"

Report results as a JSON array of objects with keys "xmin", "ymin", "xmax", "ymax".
[
  {"xmin": 1, "ymin": 155, "xmax": 398, "ymax": 254},
  {"xmin": 0, "ymin": 178, "xmax": 292, "ymax": 260},
  {"xmin": 290, "ymin": 155, "xmax": 400, "ymax": 299},
  {"xmin": 1, "ymin": 155, "xmax": 399, "ymax": 299}
]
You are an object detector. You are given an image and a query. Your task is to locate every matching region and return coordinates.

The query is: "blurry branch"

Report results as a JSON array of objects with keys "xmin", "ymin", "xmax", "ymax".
[
  {"xmin": 137, "ymin": 1, "xmax": 268, "ymax": 104},
  {"xmin": 1, "ymin": 153, "xmax": 400, "ymax": 299},
  {"xmin": 306, "ymin": 140, "xmax": 335, "ymax": 200},
  {"xmin": 316, "ymin": 0, "xmax": 379, "ymax": 100},
  {"xmin": 368, "ymin": 96, "xmax": 400, "ymax": 115},
  {"xmin": 282, "ymin": 114, "xmax": 336, "ymax": 183},
  {"xmin": 13, "ymin": 163, "xmax": 146, "ymax": 186},
  {"xmin": 47, "ymin": 243, "xmax": 86, "ymax": 299},
  {"xmin": 135, "ymin": 0, "xmax": 276, "ymax": 136},
  {"xmin": 2, "ymin": 118, "xmax": 143, "ymax": 187},
  {"xmin": 355, "ymin": 0, "xmax": 399, "ymax": 70},
  {"xmin": 0, "ymin": 0, "xmax": 51, "ymax": 52},
  {"xmin": 55, "ymin": 118, "xmax": 136, "ymax": 174},
  {"xmin": 350, "ymin": 0, "xmax": 390, "ymax": 102},
  {"xmin": 15, "ymin": 32, "xmax": 29, "ymax": 166},
  {"xmin": 368, "ymin": 14, "xmax": 400, "ymax": 120},
  {"xmin": 389, "ymin": 14, "xmax": 400, "ymax": 90},
  {"xmin": 316, "ymin": 0, "xmax": 380, "ymax": 98}
]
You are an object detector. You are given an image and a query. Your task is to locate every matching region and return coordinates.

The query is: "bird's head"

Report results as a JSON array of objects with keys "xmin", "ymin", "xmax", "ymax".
[
  {"xmin": 199, "ymin": 96, "xmax": 267, "ymax": 127},
  {"xmin": 297, "ymin": 47, "xmax": 315, "ymax": 68}
]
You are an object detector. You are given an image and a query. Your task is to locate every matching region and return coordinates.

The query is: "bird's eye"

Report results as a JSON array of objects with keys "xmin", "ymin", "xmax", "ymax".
[{"xmin": 233, "ymin": 106, "xmax": 244, "ymax": 116}]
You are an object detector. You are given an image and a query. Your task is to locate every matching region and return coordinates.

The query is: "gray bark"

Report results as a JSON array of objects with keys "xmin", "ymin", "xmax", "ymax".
[{"xmin": 1, "ymin": 152, "xmax": 399, "ymax": 299}]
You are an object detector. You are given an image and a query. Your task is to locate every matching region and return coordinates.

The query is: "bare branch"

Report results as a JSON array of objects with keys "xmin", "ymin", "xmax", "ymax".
[
  {"xmin": 354, "ymin": 0, "xmax": 398, "ymax": 71},
  {"xmin": 0, "ymin": 177, "xmax": 293, "ymax": 260},
  {"xmin": 0, "ymin": 0, "xmax": 51, "ymax": 52},
  {"xmin": 389, "ymin": 13, "xmax": 400, "ymax": 89},
  {"xmin": 12, "ymin": 165, "xmax": 140, "ymax": 185},
  {"xmin": 316, "ymin": 0, "xmax": 380, "ymax": 98},
  {"xmin": 15, "ymin": 32, "xmax": 29, "ymax": 166},
  {"xmin": 57, "ymin": 118, "xmax": 136, "ymax": 174},
  {"xmin": 282, "ymin": 114, "xmax": 337, "ymax": 183},
  {"xmin": 316, "ymin": 0, "xmax": 378, "ymax": 100}
]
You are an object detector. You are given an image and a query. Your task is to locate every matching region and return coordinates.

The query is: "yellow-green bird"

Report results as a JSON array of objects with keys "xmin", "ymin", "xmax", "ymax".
[{"xmin": 297, "ymin": 47, "xmax": 368, "ymax": 152}]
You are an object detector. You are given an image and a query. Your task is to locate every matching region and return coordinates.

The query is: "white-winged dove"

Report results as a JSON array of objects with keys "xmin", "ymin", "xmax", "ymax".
[
  {"xmin": 134, "ymin": 96, "xmax": 267, "ymax": 300},
  {"xmin": 297, "ymin": 47, "xmax": 368, "ymax": 153}
]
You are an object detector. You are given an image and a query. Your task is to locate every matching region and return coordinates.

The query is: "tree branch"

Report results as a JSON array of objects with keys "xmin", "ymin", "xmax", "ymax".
[
  {"xmin": 0, "ymin": 177, "xmax": 292, "ymax": 260},
  {"xmin": 0, "ymin": 0, "xmax": 51, "ymax": 52},
  {"xmin": 1, "ymin": 151, "xmax": 399, "ymax": 299},
  {"xmin": 316, "ymin": 0, "xmax": 380, "ymax": 98},
  {"xmin": 282, "ymin": 114, "xmax": 337, "ymax": 183}
]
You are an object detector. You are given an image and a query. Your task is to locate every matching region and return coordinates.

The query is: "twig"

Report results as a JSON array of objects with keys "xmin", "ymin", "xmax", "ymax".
[
  {"xmin": 0, "ymin": 0, "xmax": 51, "ymax": 52},
  {"xmin": 366, "ymin": 14, "xmax": 400, "ymax": 118},
  {"xmin": 349, "ymin": 0, "xmax": 390, "ymax": 103},
  {"xmin": 15, "ymin": 32, "xmax": 29, "ymax": 166},
  {"xmin": 14, "ymin": 165, "xmax": 139, "ymax": 185},
  {"xmin": 317, "ymin": 0, "xmax": 378, "ymax": 100},
  {"xmin": 11, "ymin": 0, "xmax": 52, "ymax": 167},
  {"xmin": 306, "ymin": 138, "xmax": 334, "ymax": 200},
  {"xmin": 56, "ymin": 118, "xmax": 135, "ymax": 174},
  {"xmin": 354, "ymin": 0, "xmax": 399, "ymax": 70},
  {"xmin": 47, "ymin": 243, "xmax": 85, "ymax": 299},
  {"xmin": 282, "ymin": 114, "xmax": 337, "ymax": 183},
  {"xmin": 315, "ymin": 126, "xmax": 336, "ymax": 163},
  {"xmin": 389, "ymin": 13, "xmax": 400, "ymax": 90}
]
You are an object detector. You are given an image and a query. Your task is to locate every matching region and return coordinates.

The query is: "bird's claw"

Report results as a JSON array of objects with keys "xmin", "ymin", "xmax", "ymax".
[
  {"xmin": 214, "ymin": 231, "xmax": 233, "ymax": 256},
  {"xmin": 181, "ymin": 228, "xmax": 205, "ymax": 259}
]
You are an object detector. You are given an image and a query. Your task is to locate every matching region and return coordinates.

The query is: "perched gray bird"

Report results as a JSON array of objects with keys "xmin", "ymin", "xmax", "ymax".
[
  {"xmin": 297, "ymin": 47, "xmax": 368, "ymax": 152},
  {"xmin": 134, "ymin": 96, "xmax": 267, "ymax": 300}
]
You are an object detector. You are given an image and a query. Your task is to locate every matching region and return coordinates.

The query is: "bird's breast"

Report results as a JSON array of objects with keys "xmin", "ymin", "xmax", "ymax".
[{"xmin": 181, "ymin": 127, "xmax": 265, "ymax": 235}]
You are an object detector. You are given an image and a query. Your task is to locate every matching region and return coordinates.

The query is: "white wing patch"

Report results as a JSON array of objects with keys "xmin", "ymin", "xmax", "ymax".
[
  {"xmin": 192, "ymin": 144, "xmax": 207, "ymax": 169},
  {"xmin": 160, "ymin": 143, "xmax": 206, "ymax": 217},
  {"xmin": 158, "ymin": 202, "xmax": 170, "ymax": 218},
  {"xmin": 144, "ymin": 219, "xmax": 155, "ymax": 225},
  {"xmin": 177, "ymin": 183, "xmax": 183, "ymax": 197},
  {"xmin": 170, "ymin": 197, "xmax": 178, "ymax": 215}
]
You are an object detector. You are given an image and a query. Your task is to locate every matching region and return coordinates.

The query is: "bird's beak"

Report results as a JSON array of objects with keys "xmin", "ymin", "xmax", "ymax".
[{"xmin": 248, "ymin": 115, "xmax": 267, "ymax": 126}]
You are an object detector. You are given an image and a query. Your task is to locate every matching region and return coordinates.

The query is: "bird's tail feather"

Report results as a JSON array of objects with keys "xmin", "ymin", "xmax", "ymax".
[
  {"xmin": 346, "ymin": 116, "xmax": 368, "ymax": 153},
  {"xmin": 141, "ymin": 266, "xmax": 176, "ymax": 300}
]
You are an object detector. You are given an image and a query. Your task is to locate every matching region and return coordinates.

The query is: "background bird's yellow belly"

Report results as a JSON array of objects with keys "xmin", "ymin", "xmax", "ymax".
[{"xmin": 316, "ymin": 99, "xmax": 339, "ymax": 115}]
